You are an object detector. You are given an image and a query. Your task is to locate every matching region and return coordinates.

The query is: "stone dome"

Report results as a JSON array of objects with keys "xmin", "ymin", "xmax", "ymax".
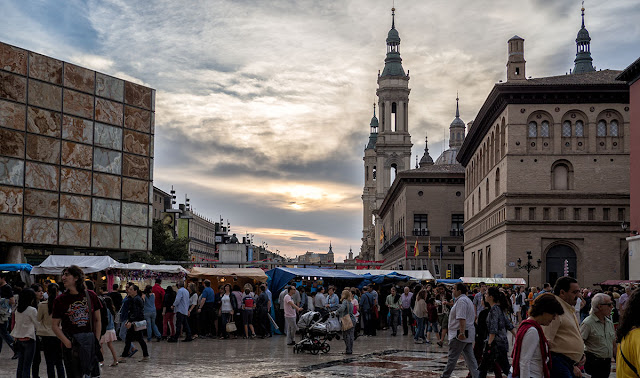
[{"xmin": 435, "ymin": 148, "xmax": 460, "ymax": 165}]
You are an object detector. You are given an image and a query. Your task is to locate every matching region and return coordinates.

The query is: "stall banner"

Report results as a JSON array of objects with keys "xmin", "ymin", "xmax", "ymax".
[
  {"xmin": 177, "ymin": 218, "xmax": 189, "ymax": 238},
  {"xmin": 355, "ymin": 259, "xmax": 385, "ymax": 270}
]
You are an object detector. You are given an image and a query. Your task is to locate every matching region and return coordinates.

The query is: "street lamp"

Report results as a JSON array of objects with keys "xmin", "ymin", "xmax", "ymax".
[{"xmin": 516, "ymin": 250, "xmax": 542, "ymax": 286}]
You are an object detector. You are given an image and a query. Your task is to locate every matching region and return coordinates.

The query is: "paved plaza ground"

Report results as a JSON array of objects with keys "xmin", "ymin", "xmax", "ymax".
[{"xmin": 0, "ymin": 332, "xmax": 617, "ymax": 377}]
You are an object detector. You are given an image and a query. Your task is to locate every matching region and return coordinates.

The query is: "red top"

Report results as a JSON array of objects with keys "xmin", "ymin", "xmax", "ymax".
[{"xmin": 152, "ymin": 284, "xmax": 165, "ymax": 310}]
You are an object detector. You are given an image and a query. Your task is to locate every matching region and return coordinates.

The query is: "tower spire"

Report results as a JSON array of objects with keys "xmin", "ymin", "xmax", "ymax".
[
  {"xmin": 391, "ymin": 6, "xmax": 395, "ymax": 29},
  {"xmin": 455, "ymin": 91, "xmax": 460, "ymax": 118},
  {"xmin": 419, "ymin": 134, "xmax": 434, "ymax": 167},
  {"xmin": 581, "ymin": 1, "xmax": 585, "ymax": 28},
  {"xmin": 380, "ymin": 6, "xmax": 405, "ymax": 77},
  {"xmin": 573, "ymin": 2, "xmax": 595, "ymax": 74}
]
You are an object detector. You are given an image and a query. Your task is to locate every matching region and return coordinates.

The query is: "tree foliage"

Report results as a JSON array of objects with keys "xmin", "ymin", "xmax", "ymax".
[{"xmin": 150, "ymin": 219, "xmax": 190, "ymax": 264}]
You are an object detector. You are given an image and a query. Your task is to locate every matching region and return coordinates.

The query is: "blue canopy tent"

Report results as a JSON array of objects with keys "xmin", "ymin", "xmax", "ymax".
[
  {"xmin": 357, "ymin": 272, "xmax": 414, "ymax": 288},
  {"xmin": 0, "ymin": 264, "xmax": 33, "ymax": 272},
  {"xmin": 266, "ymin": 267, "xmax": 363, "ymax": 295},
  {"xmin": 436, "ymin": 279, "xmax": 462, "ymax": 285}
]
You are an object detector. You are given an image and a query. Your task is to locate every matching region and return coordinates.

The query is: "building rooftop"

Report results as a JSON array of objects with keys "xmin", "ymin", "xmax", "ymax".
[{"xmin": 498, "ymin": 69, "xmax": 623, "ymax": 86}]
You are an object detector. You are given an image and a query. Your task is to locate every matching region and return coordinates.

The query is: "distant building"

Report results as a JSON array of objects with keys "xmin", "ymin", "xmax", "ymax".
[
  {"xmin": 457, "ymin": 7, "xmax": 630, "ymax": 286},
  {"xmin": 297, "ymin": 243, "xmax": 335, "ymax": 265},
  {"xmin": 152, "ymin": 186, "xmax": 173, "ymax": 221}
]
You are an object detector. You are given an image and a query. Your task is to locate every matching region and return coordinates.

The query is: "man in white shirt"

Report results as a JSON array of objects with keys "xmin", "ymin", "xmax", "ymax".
[
  {"xmin": 441, "ymin": 283, "xmax": 478, "ymax": 378},
  {"xmin": 283, "ymin": 286, "xmax": 302, "ymax": 345}
]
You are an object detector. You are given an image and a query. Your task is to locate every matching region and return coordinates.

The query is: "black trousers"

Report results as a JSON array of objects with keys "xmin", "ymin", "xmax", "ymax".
[
  {"xmin": 200, "ymin": 302, "xmax": 215, "ymax": 336},
  {"xmin": 256, "ymin": 309, "xmax": 270, "ymax": 336},
  {"xmin": 41, "ymin": 336, "xmax": 64, "ymax": 378},
  {"xmin": 585, "ymin": 352, "xmax": 612, "ymax": 378},
  {"xmin": 174, "ymin": 312, "xmax": 191, "ymax": 339},
  {"xmin": 121, "ymin": 327, "xmax": 148, "ymax": 358},
  {"xmin": 401, "ymin": 308, "xmax": 413, "ymax": 335},
  {"xmin": 479, "ymin": 343, "xmax": 510, "ymax": 378},
  {"xmin": 155, "ymin": 309, "xmax": 163, "ymax": 335}
]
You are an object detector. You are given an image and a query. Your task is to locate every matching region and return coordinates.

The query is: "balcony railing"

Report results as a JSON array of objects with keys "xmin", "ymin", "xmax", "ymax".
[
  {"xmin": 412, "ymin": 229, "xmax": 429, "ymax": 236},
  {"xmin": 450, "ymin": 229, "xmax": 464, "ymax": 237}
]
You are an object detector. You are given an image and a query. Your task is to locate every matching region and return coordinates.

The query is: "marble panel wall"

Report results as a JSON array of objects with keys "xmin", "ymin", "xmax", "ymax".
[
  {"xmin": 0, "ymin": 157, "xmax": 24, "ymax": 186},
  {"xmin": 59, "ymin": 221, "xmax": 90, "ymax": 246},
  {"xmin": 93, "ymin": 148, "xmax": 121, "ymax": 175},
  {"xmin": 122, "ymin": 154, "xmax": 149, "ymax": 179},
  {"xmin": 26, "ymin": 134, "xmax": 60, "ymax": 164},
  {"xmin": 27, "ymin": 107, "xmax": 61, "ymax": 137},
  {"xmin": 93, "ymin": 173, "xmax": 121, "ymax": 199},
  {"xmin": 122, "ymin": 201, "xmax": 147, "ymax": 226},
  {"xmin": 24, "ymin": 189, "xmax": 58, "ymax": 217},
  {"xmin": 92, "ymin": 198, "xmax": 120, "ymax": 224},
  {"xmin": 63, "ymin": 63, "xmax": 94, "ymax": 94},
  {"xmin": 122, "ymin": 178, "xmax": 148, "ymax": 203},
  {"xmin": 94, "ymin": 123, "xmax": 122, "ymax": 150},
  {"xmin": 0, "ymin": 214, "xmax": 22, "ymax": 242},
  {"xmin": 0, "ymin": 185, "xmax": 23, "ymax": 214},
  {"xmin": 121, "ymin": 226, "xmax": 147, "ymax": 250},
  {"xmin": 23, "ymin": 217, "xmax": 57, "ymax": 244},
  {"xmin": 0, "ymin": 42, "xmax": 154, "ymax": 251},
  {"xmin": 123, "ymin": 129, "xmax": 150, "ymax": 156},
  {"xmin": 59, "ymin": 194, "xmax": 90, "ymax": 221},
  {"xmin": 95, "ymin": 98, "xmax": 123, "ymax": 126},
  {"xmin": 62, "ymin": 115, "xmax": 92, "ymax": 144},
  {"xmin": 28, "ymin": 53, "xmax": 62, "ymax": 85},
  {"xmin": 0, "ymin": 128, "xmax": 25, "ymax": 158},
  {"xmin": 63, "ymin": 89, "xmax": 93, "ymax": 119},
  {"xmin": 91, "ymin": 223, "xmax": 119, "ymax": 249},
  {"xmin": 59, "ymin": 167, "xmax": 91, "ymax": 195},
  {"xmin": 0, "ymin": 100, "xmax": 26, "ymax": 131},
  {"xmin": 27, "ymin": 80, "xmax": 61, "ymax": 111},
  {"xmin": 0, "ymin": 44, "xmax": 27, "ymax": 75},
  {"xmin": 25, "ymin": 161, "xmax": 58, "ymax": 190},
  {"xmin": 61, "ymin": 141, "xmax": 92, "ymax": 169},
  {"xmin": 0, "ymin": 72, "xmax": 26, "ymax": 103},
  {"xmin": 96, "ymin": 73, "xmax": 123, "ymax": 101}
]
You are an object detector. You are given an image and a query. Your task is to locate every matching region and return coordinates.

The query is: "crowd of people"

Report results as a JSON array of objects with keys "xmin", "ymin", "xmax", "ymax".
[{"xmin": 2, "ymin": 266, "xmax": 640, "ymax": 378}]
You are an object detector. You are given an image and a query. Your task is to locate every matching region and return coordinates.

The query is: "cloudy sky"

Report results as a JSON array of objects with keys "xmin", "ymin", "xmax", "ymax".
[{"xmin": 2, "ymin": 0, "xmax": 639, "ymax": 261}]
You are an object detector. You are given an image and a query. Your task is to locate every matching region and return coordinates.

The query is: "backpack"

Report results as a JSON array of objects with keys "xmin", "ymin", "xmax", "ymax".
[
  {"xmin": 516, "ymin": 293, "xmax": 523, "ymax": 305},
  {"xmin": 243, "ymin": 296, "xmax": 254, "ymax": 309},
  {"xmin": 97, "ymin": 296, "xmax": 108, "ymax": 336}
]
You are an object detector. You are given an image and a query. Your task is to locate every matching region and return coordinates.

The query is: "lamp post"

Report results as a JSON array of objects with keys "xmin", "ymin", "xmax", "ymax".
[{"xmin": 516, "ymin": 250, "xmax": 542, "ymax": 286}]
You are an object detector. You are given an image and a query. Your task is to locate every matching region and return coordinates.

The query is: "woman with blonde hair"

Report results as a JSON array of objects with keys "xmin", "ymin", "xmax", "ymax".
[{"xmin": 336, "ymin": 290, "xmax": 356, "ymax": 354}]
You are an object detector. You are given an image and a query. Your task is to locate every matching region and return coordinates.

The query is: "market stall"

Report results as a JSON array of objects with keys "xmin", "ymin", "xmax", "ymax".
[
  {"xmin": 266, "ymin": 267, "xmax": 363, "ymax": 295},
  {"xmin": 31, "ymin": 255, "xmax": 124, "ymax": 288},
  {"xmin": 111, "ymin": 263, "xmax": 189, "ymax": 290},
  {"xmin": 0, "ymin": 263, "xmax": 34, "ymax": 285},
  {"xmin": 188, "ymin": 267, "xmax": 268, "ymax": 290},
  {"xmin": 460, "ymin": 277, "xmax": 527, "ymax": 286}
]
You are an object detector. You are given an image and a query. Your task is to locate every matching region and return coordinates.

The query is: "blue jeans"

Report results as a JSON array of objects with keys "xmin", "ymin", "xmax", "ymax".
[
  {"xmin": 551, "ymin": 353, "xmax": 578, "ymax": 377},
  {"xmin": 144, "ymin": 312, "xmax": 161, "ymax": 340},
  {"xmin": 0, "ymin": 321, "xmax": 14, "ymax": 354},
  {"xmin": 428, "ymin": 320, "xmax": 439, "ymax": 334},
  {"xmin": 414, "ymin": 317, "xmax": 426, "ymax": 341},
  {"xmin": 16, "ymin": 338, "xmax": 36, "ymax": 378}
]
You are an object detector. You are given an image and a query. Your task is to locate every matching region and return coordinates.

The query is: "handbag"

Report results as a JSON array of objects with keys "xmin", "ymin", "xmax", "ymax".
[
  {"xmin": 84, "ymin": 291, "xmax": 103, "ymax": 363},
  {"xmin": 133, "ymin": 320, "xmax": 147, "ymax": 331},
  {"xmin": 341, "ymin": 314, "xmax": 353, "ymax": 331},
  {"xmin": 225, "ymin": 314, "xmax": 237, "ymax": 333}
]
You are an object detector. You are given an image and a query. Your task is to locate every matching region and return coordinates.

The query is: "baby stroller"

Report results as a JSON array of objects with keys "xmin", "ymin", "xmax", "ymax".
[{"xmin": 293, "ymin": 311, "xmax": 341, "ymax": 354}]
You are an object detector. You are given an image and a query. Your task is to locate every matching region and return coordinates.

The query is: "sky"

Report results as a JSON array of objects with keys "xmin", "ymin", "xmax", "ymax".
[{"xmin": 2, "ymin": 0, "xmax": 639, "ymax": 262}]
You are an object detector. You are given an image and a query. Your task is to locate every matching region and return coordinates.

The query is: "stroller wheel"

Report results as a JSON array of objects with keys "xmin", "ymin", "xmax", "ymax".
[
  {"xmin": 321, "ymin": 343, "xmax": 330, "ymax": 354},
  {"xmin": 311, "ymin": 346, "xmax": 320, "ymax": 355}
]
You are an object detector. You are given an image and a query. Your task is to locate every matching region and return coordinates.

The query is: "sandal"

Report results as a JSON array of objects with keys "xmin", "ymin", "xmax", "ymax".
[{"xmin": 110, "ymin": 362, "xmax": 119, "ymax": 367}]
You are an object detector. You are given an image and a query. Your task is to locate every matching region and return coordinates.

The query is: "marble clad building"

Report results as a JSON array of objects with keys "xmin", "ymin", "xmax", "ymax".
[
  {"xmin": 0, "ymin": 42, "xmax": 155, "ymax": 260},
  {"xmin": 457, "ymin": 8, "xmax": 630, "ymax": 286}
]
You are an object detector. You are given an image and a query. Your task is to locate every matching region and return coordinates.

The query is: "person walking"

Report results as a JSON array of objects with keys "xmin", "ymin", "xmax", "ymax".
[
  {"xmin": 30, "ymin": 283, "xmax": 45, "ymax": 377},
  {"xmin": 162, "ymin": 286, "xmax": 176, "ymax": 339},
  {"xmin": 99, "ymin": 296, "xmax": 119, "ymax": 367},
  {"xmin": 197, "ymin": 280, "xmax": 216, "ymax": 338},
  {"xmin": 0, "ymin": 272, "xmax": 16, "ymax": 359},
  {"xmin": 359, "ymin": 286, "xmax": 377, "ymax": 336},
  {"xmin": 542, "ymin": 276, "xmax": 586, "ymax": 377},
  {"xmin": 478, "ymin": 287, "xmax": 513, "ymax": 378},
  {"xmin": 151, "ymin": 279, "xmax": 164, "ymax": 336},
  {"xmin": 426, "ymin": 296, "xmax": 439, "ymax": 343},
  {"xmin": 440, "ymin": 283, "xmax": 479, "ymax": 378},
  {"xmin": 386, "ymin": 287, "xmax": 402, "ymax": 336},
  {"xmin": 11, "ymin": 288, "xmax": 39, "ymax": 378},
  {"xmin": 51, "ymin": 265, "xmax": 102, "ymax": 377},
  {"xmin": 118, "ymin": 284, "xmax": 149, "ymax": 363},
  {"xmin": 283, "ymin": 286, "xmax": 302, "ymax": 346},
  {"xmin": 336, "ymin": 289, "xmax": 356, "ymax": 354},
  {"xmin": 616, "ymin": 288, "xmax": 640, "ymax": 377},
  {"xmin": 400, "ymin": 286, "xmax": 414, "ymax": 336},
  {"xmin": 255, "ymin": 285, "xmax": 271, "ymax": 338},
  {"xmin": 142, "ymin": 285, "xmax": 162, "ymax": 342},
  {"xmin": 580, "ymin": 293, "xmax": 616, "ymax": 378},
  {"xmin": 473, "ymin": 282, "xmax": 487, "ymax": 323},
  {"xmin": 187, "ymin": 283, "xmax": 199, "ymax": 339},
  {"xmin": 37, "ymin": 282, "xmax": 65, "ymax": 377},
  {"xmin": 169, "ymin": 280, "xmax": 193, "ymax": 343},
  {"xmin": 350, "ymin": 289, "xmax": 360, "ymax": 338},
  {"xmin": 436, "ymin": 284, "xmax": 452, "ymax": 347},
  {"xmin": 511, "ymin": 293, "xmax": 565, "ymax": 378},
  {"xmin": 413, "ymin": 289, "xmax": 427, "ymax": 344}
]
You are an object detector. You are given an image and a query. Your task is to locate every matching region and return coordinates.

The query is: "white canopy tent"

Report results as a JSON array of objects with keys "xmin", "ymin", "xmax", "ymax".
[
  {"xmin": 345, "ymin": 269, "xmax": 435, "ymax": 281},
  {"xmin": 31, "ymin": 255, "xmax": 125, "ymax": 275},
  {"xmin": 119, "ymin": 262, "xmax": 188, "ymax": 274},
  {"xmin": 461, "ymin": 277, "xmax": 527, "ymax": 286}
]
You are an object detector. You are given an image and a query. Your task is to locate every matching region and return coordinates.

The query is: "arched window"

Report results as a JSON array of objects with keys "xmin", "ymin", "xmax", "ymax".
[
  {"xmin": 390, "ymin": 163, "xmax": 397, "ymax": 184},
  {"xmin": 372, "ymin": 166, "xmax": 377, "ymax": 180},
  {"xmin": 485, "ymin": 179, "xmax": 489, "ymax": 205},
  {"xmin": 562, "ymin": 121, "xmax": 571, "ymax": 137},
  {"xmin": 610, "ymin": 120, "xmax": 619, "ymax": 137},
  {"xmin": 575, "ymin": 121, "xmax": 584, "ymax": 137},
  {"xmin": 551, "ymin": 160, "xmax": 574, "ymax": 190},
  {"xmin": 540, "ymin": 121, "xmax": 550, "ymax": 138},
  {"xmin": 495, "ymin": 168, "xmax": 500, "ymax": 197},
  {"xmin": 528, "ymin": 121, "xmax": 537, "ymax": 137},
  {"xmin": 391, "ymin": 102, "xmax": 397, "ymax": 132},
  {"xmin": 478, "ymin": 187, "xmax": 481, "ymax": 210},
  {"xmin": 597, "ymin": 120, "xmax": 607, "ymax": 137}
]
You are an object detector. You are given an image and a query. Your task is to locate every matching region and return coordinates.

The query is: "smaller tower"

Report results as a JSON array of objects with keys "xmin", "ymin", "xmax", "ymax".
[
  {"xmin": 506, "ymin": 35, "xmax": 526, "ymax": 81},
  {"xmin": 419, "ymin": 135, "xmax": 434, "ymax": 167},
  {"xmin": 573, "ymin": 3, "xmax": 595, "ymax": 74},
  {"xmin": 449, "ymin": 94, "xmax": 466, "ymax": 148},
  {"xmin": 348, "ymin": 247, "xmax": 353, "ymax": 260},
  {"xmin": 366, "ymin": 103, "xmax": 379, "ymax": 150}
]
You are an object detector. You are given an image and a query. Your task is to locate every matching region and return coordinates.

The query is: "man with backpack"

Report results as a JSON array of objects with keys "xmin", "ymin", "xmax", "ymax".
[
  {"xmin": 360, "ymin": 286, "xmax": 377, "ymax": 336},
  {"xmin": 241, "ymin": 288, "xmax": 256, "ymax": 338}
]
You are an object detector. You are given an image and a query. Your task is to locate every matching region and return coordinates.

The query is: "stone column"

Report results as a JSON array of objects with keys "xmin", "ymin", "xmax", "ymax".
[{"xmin": 5, "ymin": 245, "xmax": 24, "ymax": 264}]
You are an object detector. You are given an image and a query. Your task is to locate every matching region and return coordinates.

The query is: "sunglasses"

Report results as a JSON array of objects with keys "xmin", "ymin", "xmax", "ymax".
[{"xmin": 601, "ymin": 302, "xmax": 613, "ymax": 306}]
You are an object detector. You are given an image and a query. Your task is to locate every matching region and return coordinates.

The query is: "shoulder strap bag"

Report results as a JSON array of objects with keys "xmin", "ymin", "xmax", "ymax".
[
  {"xmin": 620, "ymin": 337, "xmax": 640, "ymax": 378},
  {"xmin": 84, "ymin": 291, "xmax": 104, "ymax": 363}
]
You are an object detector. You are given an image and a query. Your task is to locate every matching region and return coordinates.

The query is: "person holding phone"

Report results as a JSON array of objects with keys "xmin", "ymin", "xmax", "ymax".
[{"xmin": 441, "ymin": 283, "xmax": 479, "ymax": 378}]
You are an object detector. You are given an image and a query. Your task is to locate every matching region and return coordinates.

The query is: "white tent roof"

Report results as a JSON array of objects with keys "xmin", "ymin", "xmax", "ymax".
[
  {"xmin": 118, "ymin": 263, "xmax": 188, "ymax": 274},
  {"xmin": 345, "ymin": 269, "xmax": 435, "ymax": 281},
  {"xmin": 31, "ymin": 255, "xmax": 125, "ymax": 275},
  {"xmin": 461, "ymin": 277, "xmax": 527, "ymax": 285}
]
